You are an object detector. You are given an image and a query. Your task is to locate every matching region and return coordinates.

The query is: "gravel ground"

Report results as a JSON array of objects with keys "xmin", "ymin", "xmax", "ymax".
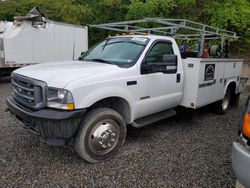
[{"xmin": 0, "ymin": 77, "xmax": 249, "ymax": 187}]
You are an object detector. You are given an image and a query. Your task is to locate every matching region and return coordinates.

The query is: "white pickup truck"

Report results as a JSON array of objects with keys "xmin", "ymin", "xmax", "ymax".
[{"xmin": 6, "ymin": 34, "xmax": 247, "ymax": 163}]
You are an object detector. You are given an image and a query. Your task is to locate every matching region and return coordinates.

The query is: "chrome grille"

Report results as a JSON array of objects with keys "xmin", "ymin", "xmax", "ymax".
[{"xmin": 12, "ymin": 73, "xmax": 46, "ymax": 110}]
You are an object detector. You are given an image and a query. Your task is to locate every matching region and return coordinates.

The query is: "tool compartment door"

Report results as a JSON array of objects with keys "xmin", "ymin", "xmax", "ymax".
[
  {"xmin": 224, "ymin": 61, "xmax": 243, "ymax": 79},
  {"xmin": 196, "ymin": 61, "xmax": 224, "ymax": 108}
]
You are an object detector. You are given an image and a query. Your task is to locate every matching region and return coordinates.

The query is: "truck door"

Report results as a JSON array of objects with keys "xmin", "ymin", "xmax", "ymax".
[{"xmin": 136, "ymin": 40, "xmax": 182, "ymax": 118}]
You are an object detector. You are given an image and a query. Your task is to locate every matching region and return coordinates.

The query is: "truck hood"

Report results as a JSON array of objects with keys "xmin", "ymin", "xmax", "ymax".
[{"xmin": 14, "ymin": 61, "xmax": 123, "ymax": 88}]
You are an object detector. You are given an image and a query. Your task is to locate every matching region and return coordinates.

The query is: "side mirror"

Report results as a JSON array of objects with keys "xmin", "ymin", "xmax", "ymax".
[
  {"xmin": 141, "ymin": 54, "xmax": 178, "ymax": 74},
  {"xmin": 162, "ymin": 54, "xmax": 177, "ymax": 74},
  {"xmin": 78, "ymin": 52, "xmax": 86, "ymax": 61}
]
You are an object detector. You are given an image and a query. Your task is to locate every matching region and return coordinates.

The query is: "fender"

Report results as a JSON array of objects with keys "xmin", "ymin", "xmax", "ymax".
[
  {"xmin": 224, "ymin": 79, "xmax": 237, "ymax": 95},
  {"xmin": 76, "ymin": 86, "xmax": 135, "ymax": 122}
]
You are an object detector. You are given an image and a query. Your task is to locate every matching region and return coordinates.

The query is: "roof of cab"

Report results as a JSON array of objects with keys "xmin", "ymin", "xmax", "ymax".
[{"xmin": 109, "ymin": 34, "xmax": 175, "ymax": 42}]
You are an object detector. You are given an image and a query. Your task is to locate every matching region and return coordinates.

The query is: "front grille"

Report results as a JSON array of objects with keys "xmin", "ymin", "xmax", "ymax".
[{"xmin": 12, "ymin": 73, "xmax": 46, "ymax": 110}]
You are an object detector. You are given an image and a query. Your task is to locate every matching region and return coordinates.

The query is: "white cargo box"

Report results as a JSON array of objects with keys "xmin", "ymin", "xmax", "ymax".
[
  {"xmin": 2, "ymin": 21, "xmax": 88, "ymax": 65},
  {"xmin": 180, "ymin": 58, "xmax": 243, "ymax": 109},
  {"xmin": 0, "ymin": 7, "xmax": 89, "ymax": 78}
]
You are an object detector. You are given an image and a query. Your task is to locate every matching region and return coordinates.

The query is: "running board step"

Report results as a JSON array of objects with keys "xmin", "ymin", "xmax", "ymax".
[{"xmin": 132, "ymin": 109, "xmax": 176, "ymax": 128}]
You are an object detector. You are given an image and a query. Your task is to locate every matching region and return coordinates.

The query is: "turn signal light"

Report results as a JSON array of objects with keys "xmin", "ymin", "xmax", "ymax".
[
  {"xmin": 242, "ymin": 112, "xmax": 250, "ymax": 138},
  {"xmin": 66, "ymin": 103, "xmax": 75, "ymax": 110}
]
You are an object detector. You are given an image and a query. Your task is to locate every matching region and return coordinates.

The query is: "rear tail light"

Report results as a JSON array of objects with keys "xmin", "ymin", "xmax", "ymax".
[{"xmin": 242, "ymin": 112, "xmax": 250, "ymax": 138}]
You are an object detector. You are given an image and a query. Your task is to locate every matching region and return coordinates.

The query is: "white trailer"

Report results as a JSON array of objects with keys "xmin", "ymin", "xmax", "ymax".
[{"xmin": 0, "ymin": 7, "xmax": 88, "ymax": 78}]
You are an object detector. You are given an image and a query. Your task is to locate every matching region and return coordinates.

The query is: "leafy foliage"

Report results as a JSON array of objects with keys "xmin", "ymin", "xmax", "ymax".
[
  {"xmin": 204, "ymin": 0, "xmax": 250, "ymax": 35},
  {"xmin": 126, "ymin": 0, "xmax": 175, "ymax": 19},
  {"xmin": 0, "ymin": 0, "xmax": 250, "ymax": 48},
  {"xmin": 0, "ymin": 0, "xmax": 19, "ymax": 21},
  {"xmin": 0, "ymin": 0, "xmax": 91, "ymax": 25}
]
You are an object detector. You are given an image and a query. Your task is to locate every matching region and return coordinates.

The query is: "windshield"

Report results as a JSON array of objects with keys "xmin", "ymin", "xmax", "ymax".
[{"xmin": 82, "ymin": 37, "xmax": 149, "ymax": 67}]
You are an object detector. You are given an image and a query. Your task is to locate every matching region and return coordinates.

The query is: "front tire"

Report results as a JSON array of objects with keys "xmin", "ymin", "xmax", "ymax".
[{"xmin": 75, "ymin": 108, "xmax": 127, "ymax": 163}]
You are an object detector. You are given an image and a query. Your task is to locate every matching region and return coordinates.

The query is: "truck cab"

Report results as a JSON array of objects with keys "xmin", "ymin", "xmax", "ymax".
[{"xmin": 6, "ymin": 35, "xmax": 184, "ymax": 162}]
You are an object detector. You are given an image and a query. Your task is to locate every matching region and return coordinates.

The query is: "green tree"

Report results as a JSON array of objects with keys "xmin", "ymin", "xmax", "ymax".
[
  {"xmin": 126, "ymin": 0, "xmax": 176, "ymax": 19},
  {"xmin": 0, "ymin": 0, "xmax": 20, "ymax": 21},
  {"xmin": 204, "ymin": 0, "xmax": 250, "ymax": 35},
  {"xmin": 172, "ymin": 0, "xmax": 197, "ymax": 20},
  {"xmin": 1, "ymin": 0, "xmax": 249, "ymax": 48},
  {"xmin": 82, "ymin": 0, "xmax": 129, "ymax": 45},
  {"xmin": 0, "ymin": 0, "xmax": 92, "ymax": 25}
]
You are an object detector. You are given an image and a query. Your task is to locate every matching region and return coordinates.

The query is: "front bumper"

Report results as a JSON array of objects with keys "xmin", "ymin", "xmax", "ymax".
[
  {"xmin": 232, "ymin": 142, "xmax": 250, "ymax": 188},
  {"xmin": 6, "ymin": 96, "xmax": 86, "ymax": 145}
]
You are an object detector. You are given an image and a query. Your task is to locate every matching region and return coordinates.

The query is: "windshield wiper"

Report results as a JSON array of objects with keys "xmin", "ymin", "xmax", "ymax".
[{"xmin": 90, "ymin": 58, "xmax": 115, "ymax": 65}]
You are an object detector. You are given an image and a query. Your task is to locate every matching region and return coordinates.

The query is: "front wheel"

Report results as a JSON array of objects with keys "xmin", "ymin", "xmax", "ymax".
[
  {"xmin": 75, "ymin": 108, "xmax": 127, "ymax": 163},
  {"xmin": 213, "ymin": 88, "xmax": 231, "ymax": 114}
]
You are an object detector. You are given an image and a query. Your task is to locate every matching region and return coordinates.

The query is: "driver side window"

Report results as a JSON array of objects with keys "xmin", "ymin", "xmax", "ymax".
[{"xmin": 145, "ymin": 41, "xmax": 174, "ymax": 63}]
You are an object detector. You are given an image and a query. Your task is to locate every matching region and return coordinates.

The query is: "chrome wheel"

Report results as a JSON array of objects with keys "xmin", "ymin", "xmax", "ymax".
[
  {"xmin": 88, "ymin": 119, "xmax": 120, "ymax": 155},
  {"xmin": 222, "ymin": 89, "xmax": 231, "ymax": 111},
  {"xmin": 75, "ymin": 108, "xmax": 127, "ymax": 163}
]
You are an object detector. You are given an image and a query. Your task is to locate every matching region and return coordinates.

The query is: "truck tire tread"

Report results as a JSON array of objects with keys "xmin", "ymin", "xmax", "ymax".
[{"xmin": 74, "ymin": 108, "xmax": 126, "ymax": 163}]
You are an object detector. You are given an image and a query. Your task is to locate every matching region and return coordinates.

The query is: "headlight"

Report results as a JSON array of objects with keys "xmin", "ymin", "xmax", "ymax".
[{"xmin": 46, "ymin": 87, "xmax": 75, "ymax": 110}]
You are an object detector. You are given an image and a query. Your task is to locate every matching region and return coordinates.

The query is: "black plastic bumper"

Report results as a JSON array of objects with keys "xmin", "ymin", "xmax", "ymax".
[{"xmin": 6, "ymin": 96, "xmax": 86, "ymax": 145}]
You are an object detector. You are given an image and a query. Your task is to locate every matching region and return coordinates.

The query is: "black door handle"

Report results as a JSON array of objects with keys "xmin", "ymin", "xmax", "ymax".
[{"xmin": 177, "ymin": 73, "xmax": 181, "ymax": 83}]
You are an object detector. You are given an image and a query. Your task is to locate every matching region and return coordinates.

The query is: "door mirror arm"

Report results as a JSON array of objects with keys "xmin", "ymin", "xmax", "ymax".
[{"xmin": 78, "ymin": 52, "xmax": 86, "ymax": 61}]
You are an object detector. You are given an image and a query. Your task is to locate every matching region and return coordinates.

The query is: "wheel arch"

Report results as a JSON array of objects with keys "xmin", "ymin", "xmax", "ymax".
[
  {"xmin": 88, "ymin": 97, "xmax": 132, "ymax": 124},
  {"xmin": 225, "ymin": 80, "xmax": 237, "ymax": 95},
  {"xmin": 225, "ymin": 80, "xmax": 241, "ymax": 107}
]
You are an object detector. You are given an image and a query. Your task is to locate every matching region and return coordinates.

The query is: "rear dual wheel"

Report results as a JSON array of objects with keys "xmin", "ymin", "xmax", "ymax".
[
  {"xmin": 75, "ymin": 108, "xmax": 127, "ymax": 163},
  {"xmin": 213, "ymin": 88, "xmax": 231, "ymax": 114}
]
